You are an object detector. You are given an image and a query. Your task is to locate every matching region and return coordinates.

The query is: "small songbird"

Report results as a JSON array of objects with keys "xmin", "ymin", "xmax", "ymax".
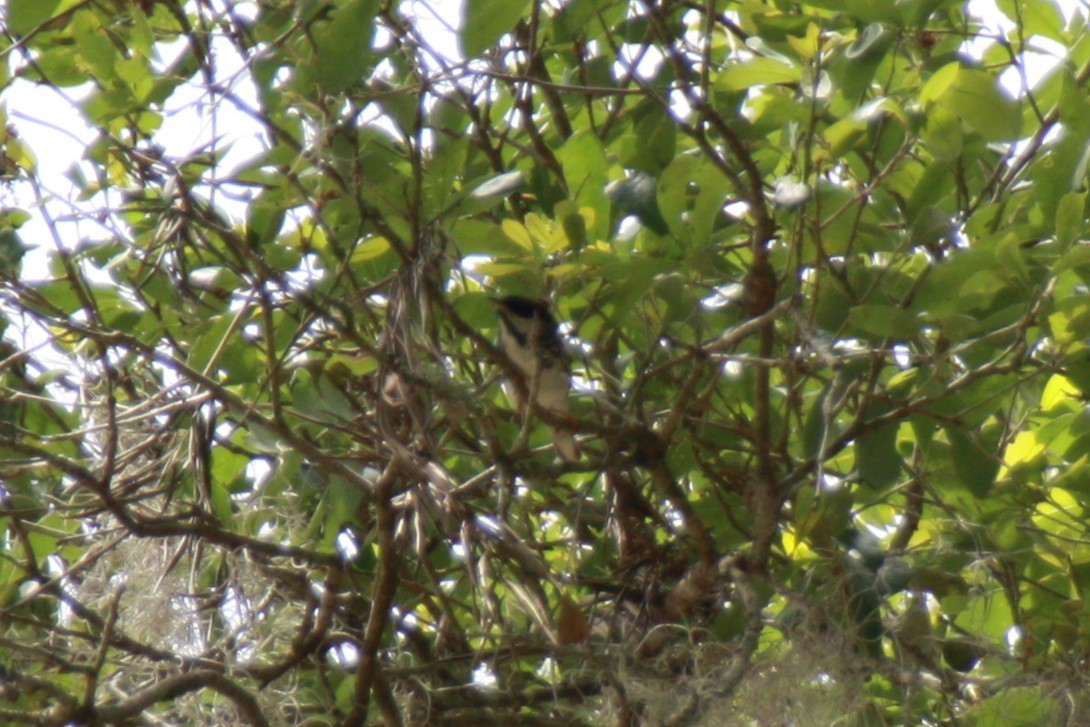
[{"xmin": 494, "ymin": 296, "xmax": 578, "ymax": 461}]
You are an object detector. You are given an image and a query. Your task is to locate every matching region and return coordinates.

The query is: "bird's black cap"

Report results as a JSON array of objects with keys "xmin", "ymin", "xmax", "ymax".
[{"xmin": 494, "ymin": 295, "xmax": 549, "ymax": 318}]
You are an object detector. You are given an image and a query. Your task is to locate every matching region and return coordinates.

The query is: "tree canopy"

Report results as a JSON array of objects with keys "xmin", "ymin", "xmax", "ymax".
[{"xmin": 2, "ymin": 0, "xmax": 1090, "ymax": 724}]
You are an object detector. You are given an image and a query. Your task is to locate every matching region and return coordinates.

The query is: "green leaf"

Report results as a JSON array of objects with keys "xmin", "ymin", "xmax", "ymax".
[
  {"xmin": 716, "ymin": 57, "xmax": 803, "ymax": 91},
  {"xmin": 266, "ymin": 241, "xmax": 303, "ymax": 271},
  {"xmin": 944, "ymin": 426, "xmax": 999, "ymax": 497},
  {"xmin": 996, "ymin": 0, "xmax": 1066, "ymax": 42},
  {"xmin": 910, "ymin": 206, "xmax": 953, "ymax": 250},
  {"xmin": 619, "ymin": 99, "xmax": 677, "ymax": 173},
  {"xmin": 211, "ymin": 446, "xmax": 251, "ymax": 490},
  {"xmin": 551, "ymin": 0, "xmax": 603, "ymax": 42},
  {"xmin": 246, "ymin": 193, "xmax": 286, "ymax": 245},
  {"xmin": 843, "ymin": 556, "xmax": 884, "ymax": 655},
  {"xmin": 450, "ymin": 219, "xmax": 520, "ymax": 254},
  {"xmin": 802, "ymin": 386, "xmax": 831, "ymax": 459},
  {"xmin": 856, "ymin": 408, "xmax": 901, "ymax": 489},
  {"xmin": 115, "ymin": 57, "xmax": 155, "ymax": 102},
  {"xmin": 290, "ymin": 368, "xmax": 355, "ymax": 423},
  {"xmin": 796, "ymin": 0, "xmax": 904, "ymax": 23},
  {"xmin": 555, "ymin": 130, "xmax": 610, "ymax": 239},
  {"xmin": 845, "ymin": 23, "xmax": 891, "ymax": 60},
  {"xmin": 30, "ymin": 279, "xmax": 82, "ymax": 316},
  {"xmin": 187, "ymin": 315, "xmax": 238, "ymax": 375},
  {"xmin": 0, "ymin": 227, "xmax": 27, "ymax": 276},
  {"xmin": 301, "ymin": 0, "xmax": 381, "ymax": 93},
  {"xmin": 1055, "ymin": 192, "xmax": 1086, "ymax": 250},
  {"xmin": 922, "ymin": 106, "xmax": 963, "ymax": 161},
  {"xmin": 7, "ymin": 0, "xmax": 80, "ymax": 35},
  {"xmin": 350, "ymin": 236, "xmax": 393, "ymax": 263},
  {"xmin": 657, "ymin": 154, "xmax": 729, "ymax": 244},
  {"xmin": 324, "ymin": 476, "xmax": 364, "ymax": 549},
  {"xmin": 963, "ymin": 687, "xmax": 1060, "ymax": 724},
  {"xmin": 501, "ymin": 219, "xmax": 534, "ymax": 251},
  {"xmin": 461, "ymin": 0, "xmax": 531, "ymax": 58},
  {"xmin": 847, "ymin": 304, "xmax": 919, "ymax": 340},
  {"xmin": 823, "ymin": 115, "xmax": 868, "ymax": 159},
  {"xmin": 72, "ymin": 12, "xmax": 120, "ymax": 82},
  {"xmin": 920, "ymin": 63, "xmax": 1022, "ymax": 142},
  {"xmin": 606, "ymin": 173, "xmax": 669, "ymax": 235},
  {"xmin": 556, "ymin": 200, "xmax": 590, "ymax": 250},
  {"xmin": 209, "ymin": 478, "xmax": 234, "ymax": 524}
]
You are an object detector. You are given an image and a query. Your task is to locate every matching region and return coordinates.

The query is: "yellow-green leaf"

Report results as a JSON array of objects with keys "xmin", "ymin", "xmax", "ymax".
[
  {"xmin": 717, "ymin": 57, "xmax": 803, "ymax": 91},
  {"xmin": 1042, "ymin": 374, "xmax": 1080, "ymax": 412},
  {"xmin": 351, "ymin": 236, "xmax": 392, "ymax": 262},
  {"xmin": 501, "ymin": 219, "xmax": 534, "ymax": 251}
]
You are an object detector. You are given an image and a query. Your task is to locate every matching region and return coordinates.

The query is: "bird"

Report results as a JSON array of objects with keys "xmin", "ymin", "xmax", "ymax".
[{"xmin": 493, "ymin": 296, "xmax": 579, "ymax": 461}]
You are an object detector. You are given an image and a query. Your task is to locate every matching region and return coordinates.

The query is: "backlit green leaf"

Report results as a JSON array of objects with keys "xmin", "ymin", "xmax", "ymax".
[
  {"xmin": 921, "ymin": 64, "xmax": 1022, "ymax": 142},
  {"xmin": 716, "ymin": 57, "xmax": 803, "ymax": 91},
  {"xmin": 462, "ymin": 0, "xmax": 531, "ymax": 57}
]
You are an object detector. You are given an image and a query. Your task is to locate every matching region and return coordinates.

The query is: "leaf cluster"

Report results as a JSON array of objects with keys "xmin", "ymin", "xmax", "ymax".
[{"xmin": 1, "ymin": 0, "xmax": 1090, "ymax": 724}]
